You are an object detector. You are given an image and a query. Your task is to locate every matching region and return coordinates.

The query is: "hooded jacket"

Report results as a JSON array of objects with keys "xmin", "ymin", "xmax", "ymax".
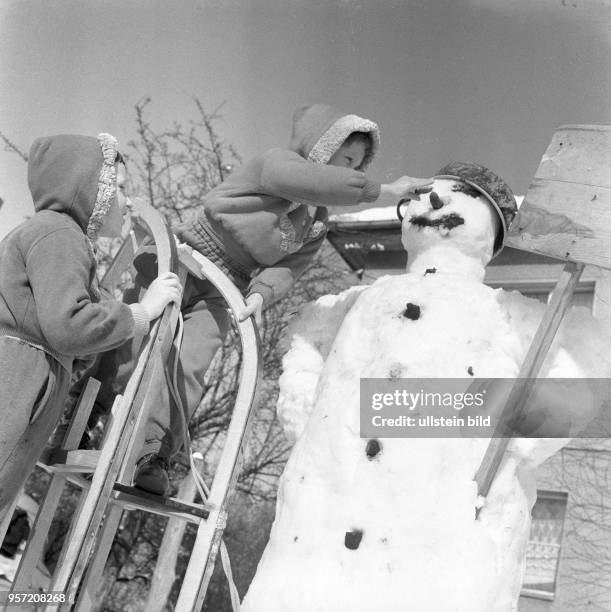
[
  {"xmin": 0, "ymin": 134, "xmax": 148, "ymax": 371},
  {"xmin": 180, "ymin": 104, "xmax": 381, "ymax": 305}
]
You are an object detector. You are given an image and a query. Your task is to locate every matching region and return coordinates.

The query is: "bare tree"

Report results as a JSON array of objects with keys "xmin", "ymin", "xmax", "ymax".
[{"xmin": 126, "ymin": 96, "xmax": 240, "ymax": 224}]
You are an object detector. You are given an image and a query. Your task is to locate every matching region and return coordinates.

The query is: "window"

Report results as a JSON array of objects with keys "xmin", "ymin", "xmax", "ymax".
[{"xmin": 521, "ymin": 490, "xmax": 568, "ymax": 600}]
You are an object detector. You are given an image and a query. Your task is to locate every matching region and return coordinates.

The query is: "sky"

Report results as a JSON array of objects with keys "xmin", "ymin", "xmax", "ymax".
[{"xmin": 1, "ymin": 0, "xmax": 610, "ymax": 238}]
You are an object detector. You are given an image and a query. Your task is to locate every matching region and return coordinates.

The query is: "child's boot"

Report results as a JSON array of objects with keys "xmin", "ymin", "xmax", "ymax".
[{"xmin": 133, "ymin": 453, "xmax": 170, "ymax": 497}]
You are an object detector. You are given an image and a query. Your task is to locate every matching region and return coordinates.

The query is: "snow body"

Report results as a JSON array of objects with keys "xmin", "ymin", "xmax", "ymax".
[{"xmin": 242, "ymin": 179, "xmax": 610, "ymax": 612}]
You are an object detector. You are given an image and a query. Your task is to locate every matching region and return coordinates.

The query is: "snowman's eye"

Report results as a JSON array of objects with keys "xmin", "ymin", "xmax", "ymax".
[{"xmin": 451, "ymin": 183, "xmax": 480, "ymax": 199}]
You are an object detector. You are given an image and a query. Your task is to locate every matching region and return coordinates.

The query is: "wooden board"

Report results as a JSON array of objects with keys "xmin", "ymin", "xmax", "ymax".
[
  {"xmin": 532, "ymin": 124, "xmax": 611, "ymax": 185},
  {"xmin": 506, "ymin": 125, "xmax": 611, "ymax": 269}
]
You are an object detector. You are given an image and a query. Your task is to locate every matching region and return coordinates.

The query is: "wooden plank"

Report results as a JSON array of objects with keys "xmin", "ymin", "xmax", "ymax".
[
  {"xmin": 73, "ymin": 505, "xmax": 124, "ymax": 612},
  {"xmin": 533, "ymin": 124, "xmax": 611, "ymax": 186},
  {"xmin": 62, "ymin": 378, "xmax": 101, "ymax": 450},
  {"xmin": 11, "ymin": 476, "xmax": 66, "ymax": 593},
  {"xmin": 474, "ymin": 262, "xmax": 585, "ymax": 508},
  {"xmin": 506, "ymin": 124, "xmax": 611, "ymax": 269},
  {"xmin": 506, "ymin": 181, "xmax": 611, "ymax": 268}
]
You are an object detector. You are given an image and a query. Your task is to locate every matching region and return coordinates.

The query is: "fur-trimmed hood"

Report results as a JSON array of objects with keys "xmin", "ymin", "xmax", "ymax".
[
  {"xmin": 27, "ymin": 133, "xmax": 120, "ymax": 242},
  {"xmin": 288, "ymin": 104, "xmax": 379, "ymax": 171}
]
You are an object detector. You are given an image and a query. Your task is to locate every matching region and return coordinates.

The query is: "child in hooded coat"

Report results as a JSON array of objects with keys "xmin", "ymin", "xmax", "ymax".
[
  {"xmin": 0, "ymin": 133, "xmax": 181, "ymax": 517},
  {"xmin": 129, "ymin": 103, "xmax": 433, "ymax": 495}
]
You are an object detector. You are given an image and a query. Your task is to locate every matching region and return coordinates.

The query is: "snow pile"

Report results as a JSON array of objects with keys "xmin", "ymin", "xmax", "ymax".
[{"xmin": 243, "ymin": 180, "xmax": 609, "ymax": 612}]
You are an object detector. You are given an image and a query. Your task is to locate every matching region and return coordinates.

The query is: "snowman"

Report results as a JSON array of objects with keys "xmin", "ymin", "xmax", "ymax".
[{"xmin": 241, "ymin": 163, "xmax": 611, "ymax": 612}]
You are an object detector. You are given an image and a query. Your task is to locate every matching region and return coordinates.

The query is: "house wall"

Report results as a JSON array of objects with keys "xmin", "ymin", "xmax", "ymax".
[{"xmin": 519, "ymin": 441, "xmax": 611, "ymax": 612}]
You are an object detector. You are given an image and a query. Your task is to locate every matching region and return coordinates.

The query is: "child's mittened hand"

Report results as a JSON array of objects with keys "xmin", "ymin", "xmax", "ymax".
[
  {"xmin": 139, "ymin": 272, "xmax": 182, "ymax": 321},
  {"xmin": 391, "ymin": 176, "xmax": 434, "ymax": 201},
  {"xmin": 239, "ymin": 293, "xmax": 264, "ymax": 326}
]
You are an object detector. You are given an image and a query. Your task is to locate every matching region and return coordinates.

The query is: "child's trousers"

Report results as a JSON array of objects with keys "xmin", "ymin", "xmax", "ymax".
[
  {"xmin": 142, "ymin": 273, "xmax": 230, "ymax": 460},
  {"xmin": 0, "ymin": 337, "xmax": 70, "ymax": 516}
]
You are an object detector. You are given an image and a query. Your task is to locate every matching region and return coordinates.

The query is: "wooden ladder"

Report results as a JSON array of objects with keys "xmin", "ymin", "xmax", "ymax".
[{"xmin": 4, "ymin": 202, "xmax": 261, "ymax": 611}]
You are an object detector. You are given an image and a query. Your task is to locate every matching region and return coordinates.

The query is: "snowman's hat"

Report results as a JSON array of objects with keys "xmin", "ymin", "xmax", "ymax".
[{"xmin": 435, "ymin": 162, "xmax": 517, "ymax": 256}]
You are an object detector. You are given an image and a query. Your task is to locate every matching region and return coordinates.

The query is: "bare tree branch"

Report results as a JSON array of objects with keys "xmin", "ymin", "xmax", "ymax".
[{"xmin": 0, "ymin": 131, "xmax": 28, "ymax": 161}]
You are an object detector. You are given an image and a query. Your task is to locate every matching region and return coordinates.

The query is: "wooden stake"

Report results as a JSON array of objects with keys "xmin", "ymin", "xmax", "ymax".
[{"xmin": 474, "ymin": 261, "xmax": 584, "ymax": 508}]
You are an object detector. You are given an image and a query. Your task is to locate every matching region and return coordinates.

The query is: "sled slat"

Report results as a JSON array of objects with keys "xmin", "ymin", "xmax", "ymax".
[{"xmin": 112, "ymin": 483, "xmax": 211, "ymax": 521}]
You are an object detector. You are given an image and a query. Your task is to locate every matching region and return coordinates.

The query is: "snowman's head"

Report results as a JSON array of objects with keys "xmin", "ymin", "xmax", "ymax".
[
  {"xmin": 399, "ymin": 178, "xmax": 500, "ymax": 265},
  {"xmin": 398, "ymin": 162, "xmax": 517, "ymax": 266}
]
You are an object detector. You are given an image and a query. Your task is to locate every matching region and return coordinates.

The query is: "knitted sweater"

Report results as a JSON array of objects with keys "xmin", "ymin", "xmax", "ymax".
[
  {"xmin": 0, "ymin": 134, "xmax": 148, "ymax": 371},
  {"xmin": 183, "ymin": 104, "xmax": 382, "ymax": 305}
]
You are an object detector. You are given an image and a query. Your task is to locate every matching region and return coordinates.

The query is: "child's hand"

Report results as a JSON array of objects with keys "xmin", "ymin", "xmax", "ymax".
[
  {"xmin": 389, "ymin": 176, "xmax": 434, "ymax": 201},
  {"xmin": 139, "ymin": 272, "xmax": 182, "ymax": 320},
  {"xmin": 239, "ymin": 293, "xmax": 264, "ymax": 326}
]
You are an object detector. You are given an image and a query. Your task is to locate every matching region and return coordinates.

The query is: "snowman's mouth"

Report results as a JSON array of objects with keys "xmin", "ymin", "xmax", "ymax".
[{"xmin": 409, "ymin": 213, "xmax": 465, "ymax": 231}]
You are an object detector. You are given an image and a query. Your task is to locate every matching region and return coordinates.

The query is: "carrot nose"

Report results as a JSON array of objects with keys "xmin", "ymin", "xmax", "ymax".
[{"xmin": 430, "ymin": 192, "xmax": 444, "ymax": 210}]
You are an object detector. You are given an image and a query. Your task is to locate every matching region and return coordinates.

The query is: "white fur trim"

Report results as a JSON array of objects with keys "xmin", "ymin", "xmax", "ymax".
[
  {"xmin": 279, "ymin": 213, "xmax": 301, "ymax": 253},
  {"xmin": 87, "ymin": 133, "xmax": 119, "ymax": 241},
  {"xmin": 307, "ymin": 115, "xmax": 380, "ymax": 170}
]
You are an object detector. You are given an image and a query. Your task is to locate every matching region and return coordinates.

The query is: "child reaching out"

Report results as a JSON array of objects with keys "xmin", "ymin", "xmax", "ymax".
[
  {"xmin": 131, "ymin": 103, "xmax": 433, "ymax": 496},
  {"xmin": 0, "ymin": 133, "xmax": 181, "ymax": 516}
]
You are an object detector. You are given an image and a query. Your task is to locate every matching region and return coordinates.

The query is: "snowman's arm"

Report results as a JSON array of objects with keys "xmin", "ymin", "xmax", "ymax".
[{"xmin": 277, "ymin": 284, "xmax": 368, "ymax": 441}]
